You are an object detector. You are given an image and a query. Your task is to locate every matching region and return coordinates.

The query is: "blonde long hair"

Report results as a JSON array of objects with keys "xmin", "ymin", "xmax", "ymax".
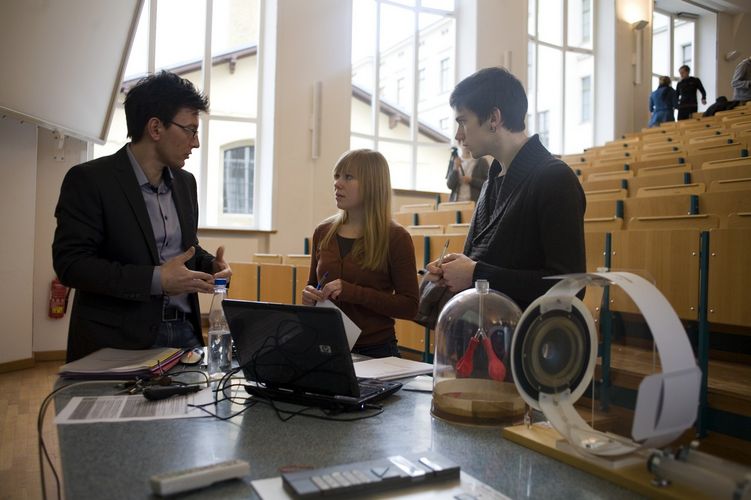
[{"xmin": 320, "ymin": 149, "xmax": 392, "ymax": 272}]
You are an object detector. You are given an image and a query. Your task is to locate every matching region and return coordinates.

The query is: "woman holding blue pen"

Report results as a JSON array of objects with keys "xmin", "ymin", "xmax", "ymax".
[{"xmin": 301, "ymin": 149, "xmax": 419, "ymax": 358}]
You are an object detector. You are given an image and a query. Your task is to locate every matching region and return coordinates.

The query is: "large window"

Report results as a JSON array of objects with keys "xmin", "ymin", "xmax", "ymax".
[
  {"xmin": 351, "ymin": 0, "xmax": 455, "ymax": 192},
  {"xmin": 651, "ymin": 10, "xmax": 696, "ymax": 90},
  {"xmin": 528, "ymin": 0, "xmax": 594, "ymax": 155},
  {"xmin": 94, "ymin": 0, "xmax": 261, "ymax": 228}
]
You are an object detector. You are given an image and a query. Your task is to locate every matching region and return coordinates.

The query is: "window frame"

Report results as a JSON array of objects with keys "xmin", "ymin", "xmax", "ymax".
[
  {"xmin": 580, "ymin": 75, "xmax": 591, "ymax": 123},
  {"xmin": 528, "ymin": 0, "xmax": 595, "ymax": 155},
  {"xmin": 220, "ymin": 139, "xmax": 256, "ymax": 222},
  {"xmin": 350, "ymin": 0, "xmax": 455, "ymax": 192},
  {"xmin": 92, "ymin": 0, "xmax": 263, "ymax": 229},
  {"xmin": 651, "ymin": 8, "xmax": 697, "ymax": 85}
]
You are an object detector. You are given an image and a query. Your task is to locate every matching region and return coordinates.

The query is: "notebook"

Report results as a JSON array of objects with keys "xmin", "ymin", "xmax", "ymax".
[{"xmin": 222, "ymin": 299, "xmax": 402, "ymax": 412}]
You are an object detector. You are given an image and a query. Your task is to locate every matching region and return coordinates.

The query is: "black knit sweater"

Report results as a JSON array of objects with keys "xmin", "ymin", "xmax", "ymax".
[{"xmin": 464, "ymin": 135, "xmax": 586, "ymax": 309}]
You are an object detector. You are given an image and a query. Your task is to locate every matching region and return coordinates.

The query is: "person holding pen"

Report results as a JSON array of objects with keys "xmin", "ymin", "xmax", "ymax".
[
  {"xmin": 424, "ymin": 67, "xmax": 585, "ymax": 310},
  {"xmin": 301, "ymin": 149, "xmax": 419, "ymax": 358}
]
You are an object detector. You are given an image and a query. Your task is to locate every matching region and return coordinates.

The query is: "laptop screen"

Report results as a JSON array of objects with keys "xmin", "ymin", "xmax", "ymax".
[{"xmin": 222, "ymin": 300, "xmax": 360, "ymax": 398}]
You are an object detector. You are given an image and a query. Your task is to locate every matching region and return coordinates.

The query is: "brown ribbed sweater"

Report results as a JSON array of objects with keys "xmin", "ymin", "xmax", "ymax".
[{"xmin": 307, "ymin": 221, "xmax": 419, "ymax": 348}]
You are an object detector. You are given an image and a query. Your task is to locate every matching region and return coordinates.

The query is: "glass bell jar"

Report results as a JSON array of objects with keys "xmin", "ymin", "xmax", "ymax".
[{"xmin": 432, "ymin": 280, "xmax": 525, "ymax": 425}]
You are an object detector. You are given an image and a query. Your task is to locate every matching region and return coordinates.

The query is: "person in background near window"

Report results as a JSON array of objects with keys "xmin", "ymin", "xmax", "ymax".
[
  {"xmin": 447, "ymin": 144, "xmax": 490, "ymax": 202},
  {"xmin": 731, "ymin": 56, "xmax": 751, "ymax": 104},
  {"xmin": 423, "ymin": 67, "xmax": 585, "ymax": 310},
  {"xmin": 676, "ymin": 65, "xmax": 707, "ymax": 120},
  {"xmin": 648, "ymin": 76, "xmax": 678, "ymax": 128},
  {"xmin": 301, "ymin": 150, "xmax": 419, "ymax": 358},
  {"xmin": 53, "ymin": 71, "xmax": 231, "ymax": 362}
]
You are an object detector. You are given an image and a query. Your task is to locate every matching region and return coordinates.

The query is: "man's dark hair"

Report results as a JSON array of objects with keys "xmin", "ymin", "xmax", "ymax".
[
  {"xmin": 679, "ymin": 65, "xmax": 690, "ymax": 74},
  {"xmin": 449, "ymin": 67, "xmax": 527, "ymax": 132},
  {"xmin": 124, "ymin": 71, "xmax": 209, "ymax": 142}
]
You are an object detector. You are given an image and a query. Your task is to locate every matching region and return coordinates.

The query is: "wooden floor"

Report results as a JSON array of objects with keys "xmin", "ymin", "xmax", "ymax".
[{"xmin": 0, "ymin": 361, "xmax": 63, "ymax": 500}]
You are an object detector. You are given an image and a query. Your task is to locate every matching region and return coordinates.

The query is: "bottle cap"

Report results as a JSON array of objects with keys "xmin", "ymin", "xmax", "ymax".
[
  {"xmin": 214, "ymin": 278, "xmax": 228, "ymax": 287},
  {"xmin": 475, "ymin": 279, "xmax": 489, "ymax": 294}
]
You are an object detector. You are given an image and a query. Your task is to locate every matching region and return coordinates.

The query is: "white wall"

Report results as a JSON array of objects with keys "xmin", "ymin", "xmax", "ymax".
[
  {"xmin": 456, "ymin": 0, "xmax": 528, "ymax": 86},
  {"xmin": 696, "ymin": 11, "xmax": 718, "ymax": 107},
  {"xmin": 268, "ymin": 0, "xmax": 353, "ymax": 254},
  {"xmin": 717, "ymin": 12, "xmax": 751, "ymax": 100},
  {"xmin": 32, "ymin": 129, "xmax": 87, "ymax": 353},
  {"xmin": 0, "ymin": 118, "xmax": 38, "ymax": 363},
  {"xmin": 595, "ymin": 0, "xmax": 617, "ymax": 144},
  {"xmin": 614, "ymin": 0, "xmax": 653, "ymax": 138}
]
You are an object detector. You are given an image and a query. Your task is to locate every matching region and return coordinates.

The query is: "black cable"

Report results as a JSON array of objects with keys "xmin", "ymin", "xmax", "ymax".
[
  {"xmin": 37, "ymin": 380, "xmax": 120, "ymax": 500},
  {"xmin": 252, "ymin": 395, "xmax": 385, "ymax": 422},
  {"xmin": 246, "ymin": 319, "xmax": 355, "ymax": 392}
]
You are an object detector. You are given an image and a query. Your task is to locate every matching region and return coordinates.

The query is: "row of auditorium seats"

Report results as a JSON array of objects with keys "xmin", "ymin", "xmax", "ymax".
[
  {"xmin": 579, "ymin": 157, "xmax": 751, "ymax": 196},
  {"xmin": 567, "ymin": 104, "xmax": 751, "ymax": 428},
  {"xmin": 562, "ymin": 105, "xmax": 751, "ymax": 166},
  {"xmin": 572, "ymin": 142, "xmax": 749, "ymax": 173},
  {"xmin": 393, "ymin": 201, "xmax": 475, "ymax": 228},
  {"xmin": 226, "ymin": 255, "xmax": 312, "ymax": 305},
  {"xmin": 584, "ymin": 184, "xmax": 750, "ymax": 230}
]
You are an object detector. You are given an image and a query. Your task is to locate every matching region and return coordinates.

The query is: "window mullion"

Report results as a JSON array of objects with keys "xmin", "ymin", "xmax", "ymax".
[
  {"xmin": 410, "ymin": 4, "xmax": 419, "ymax": 189},
  {"xmin": 372, "ymin": 0, "xmax": 381, "ymax": 151},
  {"xmin": 199, "ymin": 0, "xmax": 212, "ymax": 226},
  {"xmin": 561, "ymin": 0, "xmax": 568, "ymax": 153},
  {"xmin": 148, "ymin": 0, "xmax": 157, "ymax": 74}
]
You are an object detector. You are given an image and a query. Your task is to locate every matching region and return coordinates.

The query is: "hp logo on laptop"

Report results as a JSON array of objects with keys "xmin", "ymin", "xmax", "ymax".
[{"xmin": 319, "ymin": 345, "xmax": 332, "ymax": 354}]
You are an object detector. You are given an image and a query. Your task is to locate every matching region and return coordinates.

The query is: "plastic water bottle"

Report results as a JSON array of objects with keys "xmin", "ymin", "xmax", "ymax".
[{"xmin": 207, "ymin": 278, "xmax": 232, "ymax": 378}]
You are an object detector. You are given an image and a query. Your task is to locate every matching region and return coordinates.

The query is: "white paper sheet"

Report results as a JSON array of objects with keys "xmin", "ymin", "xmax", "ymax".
[
  {"xmin": 55, "ymin": 388, "xmax": 214, "ymax": 424},
  {"xmin": 402, "ymin": 375, "xmax": 434, "ymax": 393},
  {"xmin": 353, "ymin": 357, "xmax": 434, "ymax": 381},
  {"xmin": 314, "ymin": 299, "xmax": 361, "ymax": 350}
]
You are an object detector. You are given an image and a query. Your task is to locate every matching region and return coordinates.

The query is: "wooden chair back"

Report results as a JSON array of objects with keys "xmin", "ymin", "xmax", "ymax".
[
  {"xmin": 610, "ymin": 228, "xmax": 702, "ymax": 320},
  {"xmin": 258, "ymin": 263, "xmax": 295, "ymax": 304},
  {"xmin": 227, "ymin": 262, "xmax": 259, "ymax": 301},
  {"xmin": 253, "ymin": 253, "xmax": 283, "ymax": 264},
  {"xmin": 407, "ymin": 225, "xmax": 444, "ymax": 235},
  {"xmin": 707, "ymin": 228, "xmax": 751, "ymax": 327},
  {"xmin": 417, "ymin": 210, "xmax": 458, "ymax": 226}
]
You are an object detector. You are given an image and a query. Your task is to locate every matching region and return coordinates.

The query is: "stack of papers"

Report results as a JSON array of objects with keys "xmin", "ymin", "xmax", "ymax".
[
  {"xmin": 353, "ymin": 356, "xmax": 434, "ymax": 381},
  {"xmin": 58, "ymin": 347, "xmax": 184, "ymax": 379}
]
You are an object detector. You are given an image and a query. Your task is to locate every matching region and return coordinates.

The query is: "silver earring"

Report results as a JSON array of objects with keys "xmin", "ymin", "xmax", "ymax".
[{"xmin": 490, "ymin": 126, "xmax": 496, "ymax": 132}]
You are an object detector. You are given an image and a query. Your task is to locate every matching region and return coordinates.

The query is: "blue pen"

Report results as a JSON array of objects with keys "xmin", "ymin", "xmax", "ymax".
[{"xmin": 316, "ymin": 271, "xmax": 329, "ymax": 290}]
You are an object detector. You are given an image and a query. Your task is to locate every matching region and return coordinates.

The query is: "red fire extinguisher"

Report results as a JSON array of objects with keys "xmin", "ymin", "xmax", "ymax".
[{"xmin": 49, "ymin": 277, "xmax": 70, "ymax": 319}]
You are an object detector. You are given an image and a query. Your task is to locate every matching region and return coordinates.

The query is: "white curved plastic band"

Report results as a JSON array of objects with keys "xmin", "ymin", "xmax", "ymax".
[
  {"xmin": 539, "ymin": 391, "xmax": 639, "ymax": 457},
  {"xmin": 528, "ymin": 272, "xmax": 701, "ymax": 456}
]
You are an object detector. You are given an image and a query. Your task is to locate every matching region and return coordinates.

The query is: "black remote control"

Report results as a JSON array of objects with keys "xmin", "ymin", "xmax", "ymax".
[{"xmin": 281, "ymin": 451, "xmax": 460, "ymax": 498}]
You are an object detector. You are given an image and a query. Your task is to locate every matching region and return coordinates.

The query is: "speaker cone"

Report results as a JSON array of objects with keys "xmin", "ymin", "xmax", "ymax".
[{"xmin": 519, "ymin": 310, "xmax": 589, "ymax": 394}]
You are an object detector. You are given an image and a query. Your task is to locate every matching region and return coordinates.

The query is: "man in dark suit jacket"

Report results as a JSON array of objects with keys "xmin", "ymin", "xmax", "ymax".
[
  {"xmin": 425, "ymin": 67, "xmax": 585, "ymax": 310},
  {"xmin": 676, "ymin": 65, "xmax": 707, "ymax": 120},
  {"xmin": 53, "ymin": 71, "xmax": 231, "ymax": 362}
]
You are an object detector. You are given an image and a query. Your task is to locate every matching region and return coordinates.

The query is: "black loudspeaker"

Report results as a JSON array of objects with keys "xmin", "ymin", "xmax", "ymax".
[{"xmin": 513, "ymin": 306, "xmax": 592, "ymax": 402}]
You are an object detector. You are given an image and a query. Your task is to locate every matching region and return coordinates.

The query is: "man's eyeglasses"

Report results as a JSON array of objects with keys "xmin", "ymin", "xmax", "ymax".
[{"xmin": 168, "ymin": 121, "xmax": 199, "ymax": 139}]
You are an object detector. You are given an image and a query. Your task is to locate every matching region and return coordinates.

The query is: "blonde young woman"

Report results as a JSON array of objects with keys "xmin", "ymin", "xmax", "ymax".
[{"xmin": 301, "ymin": 149, "xmax": 419, "ymax": 358}]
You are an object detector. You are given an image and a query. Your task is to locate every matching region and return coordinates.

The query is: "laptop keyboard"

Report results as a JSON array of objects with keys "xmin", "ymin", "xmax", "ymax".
[{"xmin": 357, "ymin": 378, "xmax": 395, "ymax": 398}]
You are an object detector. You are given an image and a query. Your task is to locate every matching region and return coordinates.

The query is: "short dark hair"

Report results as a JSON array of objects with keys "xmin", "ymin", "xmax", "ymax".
[
  {"xmin": 449, "ymin": 67, "xmax": 527, "ymax": 133},
  {"xmin": 124, "ymin": 71, "xmax": 209, "ymax": 142},
  {"xmin": 679, "ymin": 65, "xmax": 690, "ymax": 73}
]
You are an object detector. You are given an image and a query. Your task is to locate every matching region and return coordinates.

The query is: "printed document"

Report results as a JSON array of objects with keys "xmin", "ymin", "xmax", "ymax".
[{"xmin": 55, "ymin": 388, "xmax": 213, "ymax": 424}]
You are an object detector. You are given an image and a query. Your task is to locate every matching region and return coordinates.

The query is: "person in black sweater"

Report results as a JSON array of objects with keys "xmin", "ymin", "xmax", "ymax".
[
  {"xmin": 676, "ymin": 65, "xmax": 707, "ymax": 120},
  {"xmin": 423, "ymin": 67, "xmax": 585, "ymax": 310}
]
